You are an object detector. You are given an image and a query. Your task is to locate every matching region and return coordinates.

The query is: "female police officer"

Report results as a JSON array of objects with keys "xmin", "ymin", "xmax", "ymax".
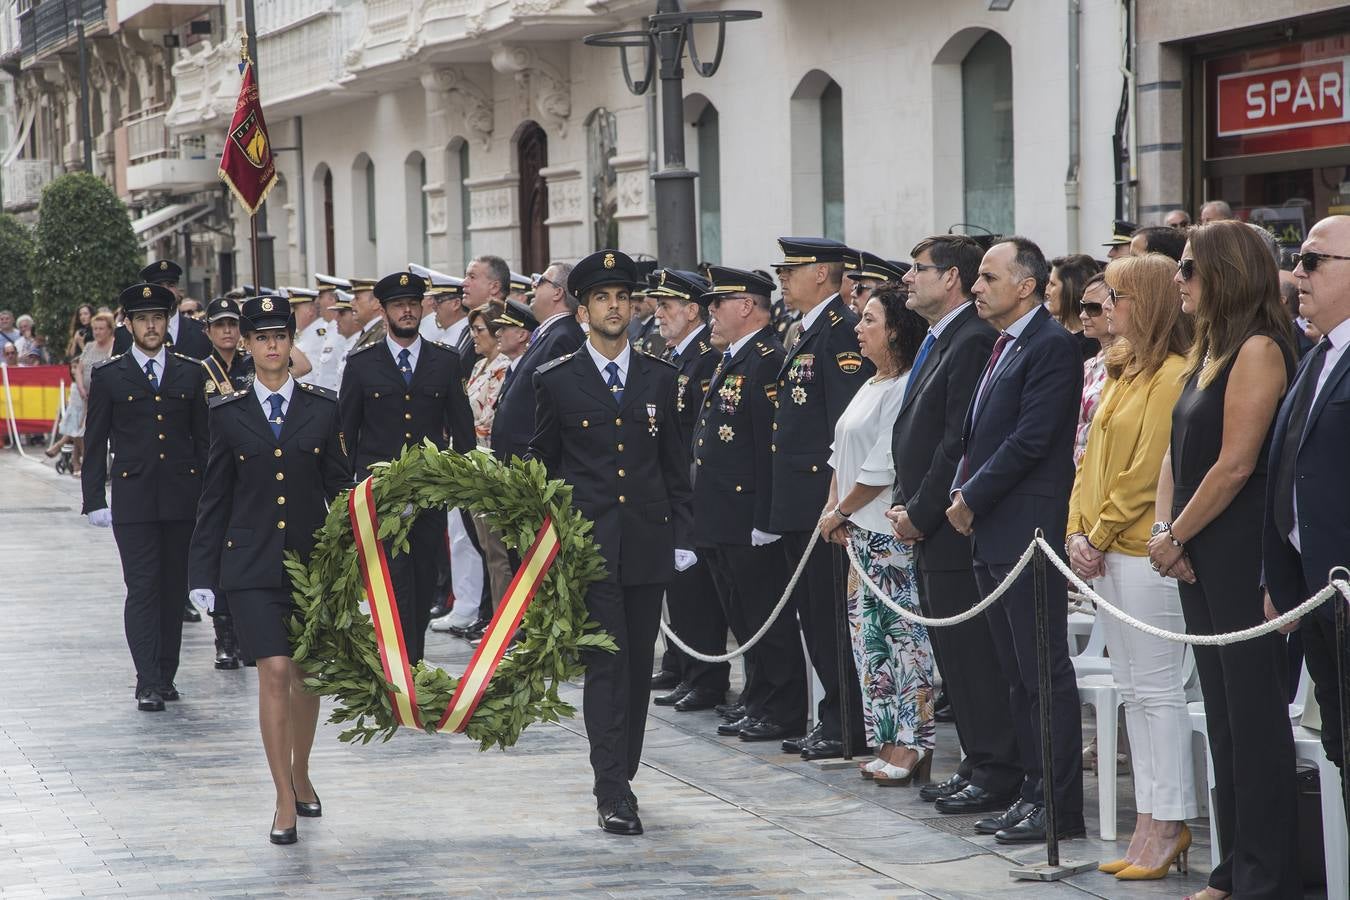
[{"xmin": 188, "ymin": 295, "xmax": 349, "ymax": 844}]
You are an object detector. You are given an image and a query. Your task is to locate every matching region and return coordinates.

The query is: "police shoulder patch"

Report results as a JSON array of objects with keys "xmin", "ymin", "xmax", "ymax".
[
  {"xmin": 756, "ymin": 342, "xmax": 775, "ymax": 357},
  {"xmin": 836, "ymin": 351, "xmax": 863, "ymax": 374},
  {"xmin": 698, "ymin": 341, "xmax": 712, "ymax": 355},
  {"xmin": 299, "ymin": 381, "xmax": 337, "ymax": 401},
  {"xmin": 828, "ymin": 310, "xmax": 845, "ymax": 327},
  {"xmin": 536, "ymin": 352, "xmax": 573, "ymax": 376}
]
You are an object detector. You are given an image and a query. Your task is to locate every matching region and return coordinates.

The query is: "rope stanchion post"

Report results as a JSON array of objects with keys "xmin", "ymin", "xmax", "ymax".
[
  {"xmin": 832, "ymin": 543, "xmax": 855, "ymax": 762},
  {"xmin": 1010, "ymin": 530, "xmax": 1096, "ymax": 882}
]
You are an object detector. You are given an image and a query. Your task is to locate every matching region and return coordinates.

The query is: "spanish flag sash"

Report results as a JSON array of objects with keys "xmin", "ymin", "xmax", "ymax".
[{"xmin": 347, "ymin": 475, "xmax": 561, "ymax": 732}]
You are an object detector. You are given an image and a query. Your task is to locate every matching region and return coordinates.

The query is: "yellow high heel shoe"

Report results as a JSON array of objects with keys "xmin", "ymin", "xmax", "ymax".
[
  {"xmin": 1097, "ymin": 858, "xmax": 1132, "ymax": 875},
  {"xmin": 1115, "ymin": 824, "xmax": 1192, "ymax": 880}
]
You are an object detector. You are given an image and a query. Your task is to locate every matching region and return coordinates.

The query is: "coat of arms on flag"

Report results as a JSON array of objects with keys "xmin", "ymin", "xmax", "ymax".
[{"xmin": 218, "ymin": 55, "xmax": 277, "ymax": 215}]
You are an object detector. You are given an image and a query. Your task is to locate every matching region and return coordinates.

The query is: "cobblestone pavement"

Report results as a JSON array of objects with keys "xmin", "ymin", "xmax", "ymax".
[{"xmin": 0, "ymin": 453, "xmax": 1275, "ymax": 898}]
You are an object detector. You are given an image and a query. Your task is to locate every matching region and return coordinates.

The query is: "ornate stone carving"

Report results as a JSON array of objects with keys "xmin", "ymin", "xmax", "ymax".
[
  {"xmin": 490, "ymin": 45, "xmax": 571, "ymax": 136},
  {"xmin": 420, "ymin": 67, "xmax": 494, "ymax": 150},
  {"xmin": 466, "ymin": 178, "xmax": 517, "ymax": 230},
  {"xmin": 540, "ymin": 166, "xmax": 583, "ymax": 225},
  {"xmin": 611, "ymin": 153, "xmax": 650, "ymax": 221}
]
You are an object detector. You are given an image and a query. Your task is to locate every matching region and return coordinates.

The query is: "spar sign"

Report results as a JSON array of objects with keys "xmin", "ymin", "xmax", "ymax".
[{"xmin": 1206, "ymin": 36, "xmax": 1350, "ymax": 159}]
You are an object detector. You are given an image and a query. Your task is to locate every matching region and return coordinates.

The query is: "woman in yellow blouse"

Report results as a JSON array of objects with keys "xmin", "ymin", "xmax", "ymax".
[{"xmin": 1066, "ymin": 253, "xmax": 1197, "ymax": 882}]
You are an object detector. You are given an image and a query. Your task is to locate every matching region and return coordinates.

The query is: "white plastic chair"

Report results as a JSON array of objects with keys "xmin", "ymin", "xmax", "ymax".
[{"xmin": 1077, "ymin": 673, "xmax": 1120, "ymax": 840}]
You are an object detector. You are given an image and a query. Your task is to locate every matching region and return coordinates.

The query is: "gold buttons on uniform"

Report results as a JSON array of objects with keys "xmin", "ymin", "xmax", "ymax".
[
  {"xmin": 404, "ymin": 412, "xmax": 412, "ymax": 420},
  {"xmin": 239, "ymin": 454, "xmax": 246, "ymax": 460},
  {"xmin": 696, "ymin": 459, "xmax": 703, "ymax": 466},
  {"xmin": 226, "ymin": 540, "xmax": 233, "ymax": 548},
  {"xmin": 582, "ymin": 420, "xmax": 589, "ymax": 428},
  {"xmin": 405, "ymin": 432, "xmax": 412, "ymax": 439},
  {"xmin": 616, "ymin": 443, "xmax": 624, "ymax": 451},
  {"xmin": 156, "ymin": 414, "xmax": 163, "ymax": 421},
  {"xmin": 697, "ymin": 438, "xmax": 704, "ymax": 446},
  {"xmin": 404, "ymin": 394, "xmax": 411, "ymax": 401},
  {"xmin": 811, "ymin": 465, "xmax": 819, "ymax": 472},
  {"xmin": 313, "ymin": 447, "xmax": 320, "ymax": 454},
  {"xmin": 618, "ymin": 469, "xmax": 626, "ymax": 477},
  {"xmin": 274, "ymin": 449, "xmax": 283, "ymax": 457},
  {"xmin": 735, "ymin": 485, "xmax": 743, "ymax": 492},
  {"xmin": 277, "ymin": 520, "xmax": 286, "ymax": 529},
  {"xmin": 772, "ymin": 423, "xmax": 778, "ymax": 430},
  {"xmin": 158, "ymin": 433, "xmax": 165, "ymax": 440},
  {"xmin": 159, "ymin": 453, "xmax": 166, "ymax": 460},
  {"xmin": 614, "ymin": 418, "xmax": 622, "ymax": 425},
  {"xmin": 373, "ymin": 392, "xmax": 380, "ymax": 399},
  {"xmin": 275, "ymin": 472, "xmax": 284, "ymax": 481},
  {"xmin": 277, "ymin": 496, "xmax": 286, "ymax": 505},
  {"xmin": 154, "ymin": 395, "xmax": 161, "ymax": 402},
  {"xmin": 771, "ymin": 444, "xmax": 776, "ymax": 452},
  {"xmin": 618, "ymin": 495, "xmax": 626, "ymax": 503}
]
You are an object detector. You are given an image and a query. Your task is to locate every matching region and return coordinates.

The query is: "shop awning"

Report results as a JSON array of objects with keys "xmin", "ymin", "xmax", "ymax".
[{"xmin": 131, "ymin": 202, "xmax": 211, "ymax": 248}]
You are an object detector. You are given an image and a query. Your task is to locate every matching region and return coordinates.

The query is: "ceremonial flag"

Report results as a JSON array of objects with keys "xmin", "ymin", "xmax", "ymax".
[{"xmin": 218, "ymin": 56, "xmax": 276, "ymax": 216}]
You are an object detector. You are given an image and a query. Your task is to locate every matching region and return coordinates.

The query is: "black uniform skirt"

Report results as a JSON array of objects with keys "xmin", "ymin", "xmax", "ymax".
[{"xmin": 228, "ymin": 588, "xmax": 297, "ymax": 660}]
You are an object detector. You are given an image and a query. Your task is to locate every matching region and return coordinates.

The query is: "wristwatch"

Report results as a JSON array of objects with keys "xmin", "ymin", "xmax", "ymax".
[{"xmin": 1151, "ymin": 521, "xmax": 1183, "ymax": 548}]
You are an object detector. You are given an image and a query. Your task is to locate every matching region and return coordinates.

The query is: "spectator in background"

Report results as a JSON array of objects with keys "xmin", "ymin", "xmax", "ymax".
[
  {"xmin": 14, "ymin": 315, "xmax": 46, "ymax": 365},
  {"xmin": 1074, "ymin": 275, "xmax": 1115, "ymax": 467},
  {"xmin": 1164, "ymin": 209, "xmax": 1191, "ymax": 229},
  {"xmin": 178, "ymin": 298, "xmax": 203, "ymax": 320},
  {"xmin": 1068, "ymin": 254, "xmax": 1196, "ymax": 881},
  {"xmin": 1150, "ymin": 220, "xmax": 1299, "ymax": 898},
  {"xmin": 47, "ymin": 311, "xmax": 116, "ymax": 473},
  {"xmin": 1046, "ymin": 254, "xmax": 1102, "ymax": 361},
  {"xmin": 1199, "ymin": 200, "xmax": 1234, "ymax": 224},
  {"xmin": 67, "ymin": 304, "xmax": 95, "ymax": 359},
  {"xmin": 1129, "ymin": 226, "xmax": 1187, "ymax": 262},
  {"xmin": 0, "ymin": 309, "xmax": 19, "ymax": 350}
]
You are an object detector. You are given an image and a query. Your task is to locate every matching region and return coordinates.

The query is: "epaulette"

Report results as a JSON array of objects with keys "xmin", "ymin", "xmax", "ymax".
[
  {"xmin": 698, "ymin": 340, "xmax": 712, "ymax": 356},
  {"xmin": 828, "ymin": 310, "xmax": 845, "ymax": 327},
  {"xmin": 208, "ymin": 389, "xmax": 251, "ymax": 409},
  {"xmin": 536, "ymin": 352, "xmax": 574, "ymax": 375},
  {"xmin": 298, "ymin": 381, "xmax": 337, "ymax": 401},
  {"xmin": 639, "ymin": 348, "xmax": 676, "ymax": 369},
  {"xmin": 93, "ymin": 353, "xmax": 124, "ymax": 370},
  {"xmin": 755, "ymin": 341, "xmax": 775, "ymax": 357},
  {"xmin": 172, "ymin": 351, "xmax": 202, "ymax": 363},
  {"xmin": 348, "ymin": 340, "xmax": 380, "ymax": 355},
  {"xmin": 429, "ymin": 340, "xmax": 455, "ymax": 352}
]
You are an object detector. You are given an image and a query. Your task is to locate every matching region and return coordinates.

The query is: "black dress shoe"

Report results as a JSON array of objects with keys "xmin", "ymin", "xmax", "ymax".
[
  {"xmin": 781, "ymin": 723, "xmax": 824, "ymax": 754},
  {"xmin": 270, "ymin": 812, "xmax": 298, "ymax": 845},
  {"xmin": 650, "ymin": 670, "xmax": 681, "ymax": 691},
  {"xmin": 673, "ymin": 688, "xmax": 725, "ymax": 712},
  {"xmin": 428, "ymin": 601, "xmax": 450, "ymax": 619},
  {"xmin": 161, "ymin": 684, "xmax": 180, "ymax": 702},
  {"xmin": 626, "ymin": 789, "xmax": 639, "ymax": 813},
  {"xmin": 937, "ymin": 784, "xmax": 1019, "ymax": 815},
  {"xmin": 182, "ymin": 601, "xmax": 201, "ymax": 623},
  {"xmin": 739, "ymin": 719, "xmax": 795, "ymax": 742},
  {"xmin": 974, "ymin": 799, "xmax": 1038, "ymax": 834},
  {"xmin": 465, "ymin": 618, "xmax": 490, "ymax": 641},
  {"xmin": 919, "ymin": 773, "xmax": 969, "ymax": 803},
  {"xmin": 135, "ymin": 688, "xmax": 165, "ymax": 712},
  {"xmin": 653, "ymin": 682, "xmax": 693, "ymax": 707},
  {"xmin": 597, "ymin": 797, "xmax": 643, "ymax": 835},
  {"xmin": 717, "ymin": 715, "xmax": 756, "ymax": 736},
  {"xmin": 993, "ymin": 805, "xmax": 1085, "ymax": 844},
  {"xmin": 213, "ymin": 615, "xmax": 241, "ymax": 670},
  {"xmin": 717, "ymin": 703, "xmax": 747, "ymax": 722}
]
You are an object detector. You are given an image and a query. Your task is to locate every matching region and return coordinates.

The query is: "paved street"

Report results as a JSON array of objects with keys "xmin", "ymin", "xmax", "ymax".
[{"xmin": 0, "ymin": 453, "xmax": 1243, "ymax": 898}]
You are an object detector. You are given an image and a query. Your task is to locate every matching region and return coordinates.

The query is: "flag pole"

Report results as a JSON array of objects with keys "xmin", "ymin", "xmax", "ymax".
[{"xmin": 239, "ymin": 34, "xmax": 262, "ymax": 291}]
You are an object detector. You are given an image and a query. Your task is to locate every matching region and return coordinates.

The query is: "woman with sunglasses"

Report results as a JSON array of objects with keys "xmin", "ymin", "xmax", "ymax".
[
  {"xmin": 1068, "ymin": 254, "xmax": 1196, "ymax": 882},
  {"xmin": 1148, "ymin": 220, "xmax": 1299, "ymax": 899},
  {"xmin": 1047, "ymin": 253, "xmax": 1102, "ymax": 361},
  {"xmin": 1072, "ymin": 274, "xmax": 1115, "ymax": 467}
]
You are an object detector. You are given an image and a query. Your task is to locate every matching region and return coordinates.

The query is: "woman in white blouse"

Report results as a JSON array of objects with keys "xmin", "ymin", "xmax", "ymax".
[{"xmin": 818, "ymin": 285, "xmax": 935, "ymax": 787}]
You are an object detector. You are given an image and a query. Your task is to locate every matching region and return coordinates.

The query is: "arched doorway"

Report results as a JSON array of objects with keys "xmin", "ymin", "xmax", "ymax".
[{"xmin": 517, "ymin": 122, "xmax": 549, "ymax": 274}]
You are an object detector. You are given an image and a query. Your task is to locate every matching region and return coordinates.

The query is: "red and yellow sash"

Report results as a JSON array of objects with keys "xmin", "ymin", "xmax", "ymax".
[{"xmin": 347, "ymin": 475, "xmax": 560, "ymax": 732}]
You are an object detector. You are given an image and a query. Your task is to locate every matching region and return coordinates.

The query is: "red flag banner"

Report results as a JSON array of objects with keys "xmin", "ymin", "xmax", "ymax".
[{"xmin": 218, "ymin": 60, "xmax": 277, "ymax": 215}]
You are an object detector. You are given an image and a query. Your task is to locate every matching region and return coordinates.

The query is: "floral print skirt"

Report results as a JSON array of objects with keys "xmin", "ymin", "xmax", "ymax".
[{"xmin": 845, "ymin": 526, "xmax": 935, "ymax": 750}]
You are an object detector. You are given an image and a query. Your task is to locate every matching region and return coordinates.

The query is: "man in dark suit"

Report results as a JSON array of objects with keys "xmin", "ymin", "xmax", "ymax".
[
  {"xmin": 769, "ymin": 236, "xmax": 873, "ymax": 758},
  {"xmin": 647, "ymin": 268, "xmax": 731, "ymax": 712},
  {"xmin": 692, "ymin": 267, "xmax": 805, "ymax": 742},
  {"xmin": 338, "ymin": 271, "xmax": 475, "ymax": 664},
  {"xmin": 528, "ymin": 249, "xmax": 694, "ymax": 836},
  {"xmin": 946, "ymin": 237, "xmax": 1084, "ymax": 844},
  {"xmin": 1263, "ymin": 214, "xmax": 1350, "ymax": 805},
  {"xmin": 114, "ymin": 260, "xmax": 211, "ymax": 359},
  {"xmin": 888, "ymin": 234, "xmax": 1023, "ymax": 813},
  {"xmin": 491, "ymin": 261, "xmax": 585, "ymax": 464},
  {"xmin": 83, "ymin": 282, "xmax": 210, "ymax": 711}
]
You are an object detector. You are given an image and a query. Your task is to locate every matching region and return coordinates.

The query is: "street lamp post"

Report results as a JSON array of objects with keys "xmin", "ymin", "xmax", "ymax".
[{"xmin": 584, "ymin": 1, "xmax": 759, "ymax": 269}]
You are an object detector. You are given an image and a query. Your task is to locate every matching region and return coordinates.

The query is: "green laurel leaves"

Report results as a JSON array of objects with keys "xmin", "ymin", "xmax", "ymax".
[{"xmin": 288, "ymin": 442, "xmax": 611, "ymax": 750}]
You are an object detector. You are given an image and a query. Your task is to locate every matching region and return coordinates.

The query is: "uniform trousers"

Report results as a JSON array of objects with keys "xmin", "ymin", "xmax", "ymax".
[
  {"xmin": 1299, "ymin": 602, "xmax": 1349, "ymax": 809},
  {"xmin": 704, "ymin": 543, "xmax": 806, "ymax": 729},
  {"xmin": 472, "ymin": 516, "xmax": 514, "ymax": 619},
  {"xmin": 974, "ymin": 560, "xmax": 1084, "ymax": 820},
  {"xmin": 113, "ymin": 521, "xmax": 190, "ymax": 691},
  {"xmin": 582, "ymin": 581, "xmax": 664, "ymax": 801},
  {"xmin": 916, "ymin": 562, "xmax": 1022, "ymax": 794},
  {"xmin": 1095, "ymin": 552, "xmax": 1197, "ymax": 821},
  {"xmin": 661, "ymin": 558, "xmax": 730, "ymax": 693},
  {"xmin": 386, "ymin": 511, "xmax": 447, "ymax": 665},
  {"xmin": 781, "ymin": 532, "xmax": 866, "ymax": 744}
]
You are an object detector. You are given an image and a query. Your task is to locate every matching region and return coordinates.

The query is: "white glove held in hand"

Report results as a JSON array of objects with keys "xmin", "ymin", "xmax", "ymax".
[
  {"xmin": 188, "ymin": 589, "xmax": 216, "ymax": 614},
  {"xmin": 87, "ymin": 509, "xmax": 112, "ymax": 528},
  {"xmin": 750, "ymin": 529, "xmax": 781, "ymax": 547},
  {"xmin": 400, "ymin": 502, "xmax": 415, "ymax": 519},
  {"xmin": 674, "ymin": 549, "xmax": 698, "ymax": 572}
]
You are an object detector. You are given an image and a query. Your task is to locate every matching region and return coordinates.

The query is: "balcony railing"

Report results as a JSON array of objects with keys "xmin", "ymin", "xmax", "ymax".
[
  {"xmin": 18, "ymin": 0, "xmax": 106, "ymax": 65},
  {"xmin": 2, "ymin": 158, "xmax": 54, "ymax": 210}
]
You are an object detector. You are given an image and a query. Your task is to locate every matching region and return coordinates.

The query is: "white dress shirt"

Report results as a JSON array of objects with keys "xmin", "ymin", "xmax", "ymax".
[
  {"xmin": 586, "ymin": 340, "xmax": 631, "ymax": 389},
  {"xmin": 670, "ymin": 326, "xmax": 703, "ymax": 359},
  {"xmin": 253, "ymin": 375, "xmax": 296, "ymax": 425},
  {"xmin": 386, "ymin": 335, "xmax": 422, "ymax": 374},
  {"xmin": 129, "ymin": 344, "xmax": 168, "ymax": 383}
]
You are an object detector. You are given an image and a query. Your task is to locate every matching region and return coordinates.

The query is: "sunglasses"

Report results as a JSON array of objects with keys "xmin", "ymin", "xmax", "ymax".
[
  {"xmin": 1081, "ymin": 302, "xmax": 1104, "ymax": 317},
  {"xmin": 1292, "ymin": 251, "xmax": 1350, "ymax": 272},
  {"xmin": 1106, "ymin": 288, "xmax": 1131, "ymax": 303},
  {"xmin": 1176, "ymin": 258, "xmax": 1195, "ymax": 281}
]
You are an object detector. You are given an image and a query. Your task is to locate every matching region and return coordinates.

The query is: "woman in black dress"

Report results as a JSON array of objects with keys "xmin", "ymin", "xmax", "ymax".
[
  {"xmin": 1148, "ymin": 220, "xmax": 1298, "ymax": 899},
  {"xmin": 189, "ymin": 296, "xmax": 349, "ymax": 844}
]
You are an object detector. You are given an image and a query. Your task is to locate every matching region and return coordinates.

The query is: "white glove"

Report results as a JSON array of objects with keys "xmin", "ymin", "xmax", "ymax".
[
  {"xmin": 88, "ymin": 508, "xmax": 112, "ymax": 528},
  {"xmin": 751, "ymin": 529, "xmax": 781, "ymax": 546},
  {"xmin": 400, "ymin": 502, "xmax": 415, "ymax": 519},
  {"xmin": 674, "ymin": 549, "xmax": 698, "ymax": 572},
  {"xmin": 188, "ymin": 589, "xmax": 216, "ymax": 614}
]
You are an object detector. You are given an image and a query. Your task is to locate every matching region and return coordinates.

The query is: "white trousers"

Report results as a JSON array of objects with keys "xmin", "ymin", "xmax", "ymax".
[
  {"xmin": 1096, "ymin": 551, "xmax": 1198, "ymax": 821},
  {"xmin": 445, "ymin": 507, "xmax": 483, "ymax": 628}
]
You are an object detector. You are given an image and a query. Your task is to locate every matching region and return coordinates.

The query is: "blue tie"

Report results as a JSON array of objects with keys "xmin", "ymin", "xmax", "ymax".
[
  {"xmin": 397, "ymin": 348, "xmax": 413, "ymax": 386},
  {"xmin": 721, "ymin": 349, "xmax": 732, "ymax": 370},
  {"xmin": 904, "ymin": 333, "xmax": 936, "ymax": 402},
  {"xmin": 604, "ymin": 361, "xmax": 623, "ymax": 406},
  {"xmin": 267, "ymin": 393, "xmax": 285, "ymax": 439},
  {"xmin": 143, "ymin": 359, "xmax": 158, "ymax": 390}
]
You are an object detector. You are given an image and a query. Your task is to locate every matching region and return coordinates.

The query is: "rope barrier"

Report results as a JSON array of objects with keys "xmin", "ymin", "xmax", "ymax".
[{"xmin": 658, "ymin": 527, "xmax": 821, "ymax": 663}]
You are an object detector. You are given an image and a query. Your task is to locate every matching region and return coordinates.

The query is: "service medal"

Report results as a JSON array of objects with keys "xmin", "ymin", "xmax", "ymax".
[
  {"xmin": 791, "ymin": 385, "xmax": 808, "ymax": 405},
  {"xmin": 718, "ymin": 424, "xmax": 734, "ymax": 443},
  {"xmin": 647, "ymin": 402, "xmax": 658, "ymax": 436},
  {"xmin": 676, "ymin": 374, "xmax": 689, "ymax": 411}
]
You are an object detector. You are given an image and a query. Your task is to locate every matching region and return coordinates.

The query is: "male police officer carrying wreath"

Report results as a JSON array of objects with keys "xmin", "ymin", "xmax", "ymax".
[
  {"xmin": 338, "ymin": 271, "xmax": 475, "ymax": 665},
  {"xmin": 83, "ymin": 282, "xmax": 209, "ymax": 711},
  {"xmin": 527, "ymin": 249, "xmax": 694, "ymax": 837}
]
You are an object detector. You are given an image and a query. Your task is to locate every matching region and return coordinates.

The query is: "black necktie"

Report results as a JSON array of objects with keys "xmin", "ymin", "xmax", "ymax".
[{"xmin": 1273, "ymin": 338, "xmax": 1329, "ymax": 540}]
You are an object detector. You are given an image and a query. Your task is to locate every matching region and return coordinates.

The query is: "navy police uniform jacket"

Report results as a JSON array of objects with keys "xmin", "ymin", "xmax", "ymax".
[
  {"xmin": 492, "ymin": 315, "xmax": 586, "ymax": 462},
  {"xmin": 200, "ymin": 350, "xmax": 254, "ymax": 403},
  {"xmin": 188, "ymin": 382, "xmax": 350, "ymax": 592},
  {"xmin": 81, "ymin": 351, "xmax": 209, "ymax": 523},
  {"xmin": 768, "ymin": 295, "xmax": 872, "ymax": 532},
  {"xmin": 527, "ymin": 348, "xmax": 693, "ymax": 586},
  {"xmin": 691, "ymin": 326, "xmax": 785, "ymax": 546},
  {"xmin": 338, "ymin": 338, "xmax": 475, "ymax": 477},
  {"xmin": 667, "ymin": 324, "xmax": 721, "ymax": 453}
]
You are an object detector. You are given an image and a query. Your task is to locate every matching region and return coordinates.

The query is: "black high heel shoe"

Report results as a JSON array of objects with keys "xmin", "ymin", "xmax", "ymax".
[
  {"xmin": 293, "ymin": 783, "xmax": 322, "ymax": 818},
  {"xmin": 270, "ymin": 812, "xmax": 297, "ymax": 845}
]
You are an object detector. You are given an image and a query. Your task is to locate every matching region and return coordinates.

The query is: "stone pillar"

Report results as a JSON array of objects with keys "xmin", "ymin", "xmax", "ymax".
[
  {"xmin": 1133, "ymin": 37, "xmax": 1187, "ymax": 224},
  {"xmin": 540, "ymin": 164, "xmax": 586, "ymax": 261},
  {"xmin": 610, "ymin": 152, "xmax": 653, "ymax": 258},
  {"xmin": 464, "ymin": 173, "xmax": 520, "ymax": 264}
]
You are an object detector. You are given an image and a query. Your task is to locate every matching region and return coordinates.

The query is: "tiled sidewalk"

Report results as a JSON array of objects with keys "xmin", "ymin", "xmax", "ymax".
[{"xmin": 0, "ymin": 454, "xmax": 1236, "ymax": 898}]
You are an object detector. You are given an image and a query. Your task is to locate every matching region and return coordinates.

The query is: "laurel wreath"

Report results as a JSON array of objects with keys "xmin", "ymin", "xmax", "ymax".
[{"xmin": 285, "ymin": 442, "xmax": 612, "ymax": 749}]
